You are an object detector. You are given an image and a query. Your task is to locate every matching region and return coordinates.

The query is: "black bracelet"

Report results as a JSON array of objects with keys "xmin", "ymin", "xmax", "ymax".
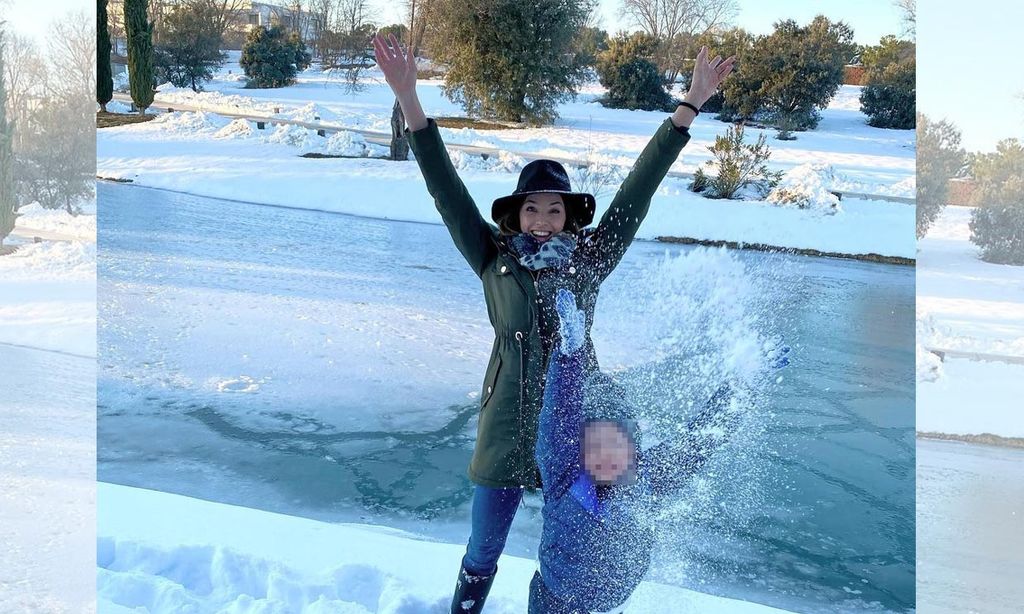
[{"xmin": 677, "ymin": 101, "xmax": 700, "ymax": 116}]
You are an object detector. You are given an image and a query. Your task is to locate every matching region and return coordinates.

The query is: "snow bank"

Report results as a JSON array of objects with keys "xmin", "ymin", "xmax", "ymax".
[
  {"xmin": 15, "ymin": 202, "xmax": 96, "ymax": 241},
  {"xmin": 766, "ymin": 163, "xmax": 841, "ymax": 214},
  {"xmin": 98, "ymin": 483, "xmax": 795, "ymax": 614},
  {"xmin": 0, "ymin": 241, "xmax": 95, "ymax": 280},
  {"xmin": 917, "ymin": 206, "xmax": 1024, "ymax": 437}
]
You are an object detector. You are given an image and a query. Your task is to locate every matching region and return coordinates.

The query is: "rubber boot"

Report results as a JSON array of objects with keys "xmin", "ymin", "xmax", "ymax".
[{"xmin": 450, "ymin": 565, "xmax": 496, "ymax": 613}]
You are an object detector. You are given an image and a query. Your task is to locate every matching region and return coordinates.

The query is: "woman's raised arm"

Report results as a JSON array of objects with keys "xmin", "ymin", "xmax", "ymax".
[
  {"xmin": 373, "ymin": 33, "xmax": 428, "ymax": 131},
  {"xmin": 588, "ymin": 46, "xmax": 737, "ymax": 279},
  {"xmin": 373, "ymin": 33, "xmax": 497, "ymax": 276}
]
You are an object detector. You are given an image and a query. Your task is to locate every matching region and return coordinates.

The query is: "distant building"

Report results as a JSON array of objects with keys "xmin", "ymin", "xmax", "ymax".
[
  {"xmin": 243, "ymin": 2, "xmax": 316, "ymax": 42},
  {"xmin": 104, "ymin": 1, "xmax": 316, "ymax": 52},
  {"xmin": 843, "ymin": 65, "xmax": 867, "ymax": 86},
  {"xmin": 947, "ymin": 178, "xmax": 978, "ymax": 207}
]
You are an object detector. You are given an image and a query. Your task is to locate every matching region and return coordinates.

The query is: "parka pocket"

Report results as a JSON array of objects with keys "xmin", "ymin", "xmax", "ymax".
[{"xmin": 481, "ymin": 353, "xmax": 503, "ymax": 408}]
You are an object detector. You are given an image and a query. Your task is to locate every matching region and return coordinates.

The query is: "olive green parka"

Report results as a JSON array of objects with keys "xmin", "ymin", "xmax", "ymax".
[{"xmin": 407, "ymin": 117, "xmax": 691, "ymax": 488}]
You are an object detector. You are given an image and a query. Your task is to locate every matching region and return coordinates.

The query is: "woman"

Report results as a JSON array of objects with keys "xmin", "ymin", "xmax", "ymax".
[{"xmin": 372, "ymin": 33, "xmax": 734, "ymax": 613}]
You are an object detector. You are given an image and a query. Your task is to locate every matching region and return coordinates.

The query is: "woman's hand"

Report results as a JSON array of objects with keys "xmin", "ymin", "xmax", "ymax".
[
  {"xmin": 372, "ymin": 33, "xmax": 428, "ymax": 131},
  {"xmin": 373, "ymin": 33, "xmax": 418, "ymax": 98},
  {"xmin": 683, "ymin": 46, "xmax": 737, "ymax": 110},
  {"xmin": 670, "ymin": 46, "xmax": 736, "ymax": 128}
]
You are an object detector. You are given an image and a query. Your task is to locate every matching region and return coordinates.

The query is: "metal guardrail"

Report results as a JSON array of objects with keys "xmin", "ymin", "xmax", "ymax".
[
  {"xmin": 110, "ymin": 93, "xmax": 916, "ymax": 205},
  {"xmin": 924, "ymin": 347, "xmax": 1024, "ymax": 366}
]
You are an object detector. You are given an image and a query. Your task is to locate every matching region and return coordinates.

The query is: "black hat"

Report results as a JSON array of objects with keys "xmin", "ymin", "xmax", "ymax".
[{"xmin": 491, "ymin": 159, "xmax": 596, "ymax": 230}]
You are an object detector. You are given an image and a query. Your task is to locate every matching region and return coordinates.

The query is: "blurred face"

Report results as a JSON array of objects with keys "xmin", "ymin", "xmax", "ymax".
[
  {"xmin": 519, "ymin": 194, "xmax": 566, "ymax": 242},
  {"xmin": 583, "ymin": 421, "xmax": 637, "ymax": 486}
]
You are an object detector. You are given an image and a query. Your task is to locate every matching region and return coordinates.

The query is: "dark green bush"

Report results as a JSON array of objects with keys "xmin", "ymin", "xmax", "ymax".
[
  {"xmin": 596, "ymin": 32, "xmax": 673, "ymax": 112},
  {"xmin": 860, "ymin": 57, "xmax": 915, "ymax": 129},
  {"xmin": 968, "ymin": 139, "xmax": 1024, "ymax": 264},
  {"xmin": 240, "ymin": 26, "xmax": 310, "ymax": 88},
  {"xmin": 970, "ymin": 204, "xmax": 1024, "ymax": 265}
]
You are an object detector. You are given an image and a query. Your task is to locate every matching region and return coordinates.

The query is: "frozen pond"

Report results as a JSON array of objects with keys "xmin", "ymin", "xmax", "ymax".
[
  {"xmin": 98, "ymin": 183, "xmax": 914, "ymax": 613},
  {"xmin": 916, "ymin": 438, "xmax": 1024, "ymax": 614}
]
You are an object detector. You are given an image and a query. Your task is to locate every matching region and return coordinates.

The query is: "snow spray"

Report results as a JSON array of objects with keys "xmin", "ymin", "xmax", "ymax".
[{"xmin": 598, "ymin": 245, "xmax": 794, "ymax": 588}]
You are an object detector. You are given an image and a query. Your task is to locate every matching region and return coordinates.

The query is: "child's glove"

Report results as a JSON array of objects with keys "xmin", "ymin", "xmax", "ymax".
[
  {"xmin": 764, "ymin": 337, "xmax": 791, "ymax": 370},
  {"xmin": 555, "ymin": 288, "xmax": 586, "ymax": 356}
]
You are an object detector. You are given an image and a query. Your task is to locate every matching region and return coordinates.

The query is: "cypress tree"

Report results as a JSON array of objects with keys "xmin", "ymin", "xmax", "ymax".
[
  {"xmin": 97, "ymin": 0, "xmax": 114, "ymax": 112},
  {"xmin": 125, "ymin": 0, "xmax": 155, "ymax": 113},
  {"xmin": 1, "ymin": 28, "xmax": 16, "ymax": 248}
]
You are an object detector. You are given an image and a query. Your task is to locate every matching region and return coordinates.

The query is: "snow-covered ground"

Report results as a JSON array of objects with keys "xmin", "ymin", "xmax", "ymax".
[
  {"xmin": 917, "ymin": 206, "xmax": 1024, "ymax": 437},
  {"xmin": 0, "ymin": 202, "xmax": 96, "ymax": 612},
  {"xmin": 98, "ymin": 53, "xmax": 915, "ymax": 259},
  {"xmin": 98, "ymin": 483, "xmax": 794, "ymax": 614}
]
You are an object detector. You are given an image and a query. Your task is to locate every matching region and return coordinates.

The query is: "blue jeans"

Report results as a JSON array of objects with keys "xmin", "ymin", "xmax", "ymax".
[{"xmin": 461, "ymin": 485, "xmax": 524, "ymax": 576}]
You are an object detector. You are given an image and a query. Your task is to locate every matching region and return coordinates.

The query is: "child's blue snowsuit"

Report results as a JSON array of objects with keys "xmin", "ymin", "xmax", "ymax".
[{"xmin": 532, "ymin": 291, "xmax": 737, "ymax": 613}]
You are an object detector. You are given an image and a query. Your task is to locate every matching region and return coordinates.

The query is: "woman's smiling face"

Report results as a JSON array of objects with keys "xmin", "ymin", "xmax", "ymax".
[{"xmin": 519, "ymin": 193, "xmax": 566, "ymax": 241}]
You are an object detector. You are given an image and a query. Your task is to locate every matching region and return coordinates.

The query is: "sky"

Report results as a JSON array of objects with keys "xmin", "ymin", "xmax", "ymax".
[
  {"xmin": 917, "ymin": 0, "xmax": 1024, "ymax": 153},
  {"xmin": 373, "ymin": 0, "xmax": 907, "ymax": 47},
  {"xmin": 4, "ymin": 0, "xmax": 88, "ymax": 45}
]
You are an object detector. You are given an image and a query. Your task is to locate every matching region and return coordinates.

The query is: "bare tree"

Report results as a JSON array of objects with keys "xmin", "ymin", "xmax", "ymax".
[
  {"xmin": 107, "ymin": 0, "xmax": 127, "ymax": 54},
  {"xmin": 337, "ymin": 0, "xmax": 371, "ymax": 34},
  {"xmin": 406, "ymin": 0, "xmax": 436, "ymax": 56},
  {"xmin": 619, "ymin": 0, "xmax": 738, "ymax": 82},
  {"xmin": 895, "ymin": 0, "xmax": 915, "ymax": 38},
  {"xmin": 187, "ymin": 0, "xmax": 248, "ymax": 42},
  {"xmin": 2, "ymin": 32, "xmax": 47, "ymax": 145},
  {"xmin": 9, "ymin": 12, "xmax": 96, "ymax": 215},
  {"xmin": 49, "ymin": 11, "xmax": 95, "ymax": 102},
  {"xmin": 308, "ymin": 0, "xmax": 338, "ymax": 59}
]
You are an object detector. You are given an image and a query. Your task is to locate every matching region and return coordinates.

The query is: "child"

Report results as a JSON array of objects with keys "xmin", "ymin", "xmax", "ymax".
[{"xmin": 531, "ymin": 289, "xmax": 787, "ymax": 613}]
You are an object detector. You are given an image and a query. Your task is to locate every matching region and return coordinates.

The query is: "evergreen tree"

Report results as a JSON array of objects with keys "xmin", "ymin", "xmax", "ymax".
[
  {"xmin": 428, "ymin": 0, "xmax": 589, "ymax": 125},
  {"xmin": 1, "ymin": 28, "xmax": 16, "ymax": 248},
  {"xmin": 240, "ymin": 26, "xmax": 310, "ymax": 88},
  {"xmin": 97, "ymin": 0, "xmax": 114, "ymax": 112},
  {"xmin": 595, "ymin": 32, "xmax": 672, "ymax": 111},
  {"xmin": 593, "ymin": 32, "xmax": 671, "ymax": 112},
  {"xmin": 858, "ymin": 34, "xmax": 915, "ymax": 129},
  {"xmin": 155, "ymin": 2, "xmax": 225, "ymax": 92},
  {"xmin": 916, "ymin": 113, "xmax": 966, "ymax": 238},
  {"xmin": 575, "ymin": 26, "xmax": 609, "ymax": 69},
  {"xmin": 859, "ymin": 56, "xmax": 915, "ymax": 129},
  {"xmin": 681, "ymin": 27, "xmax": 753, "ymax": 114},
  {"xmin": 968, "ymin": 139, "xmax": 1024, "ymax": 264},
  {"xmin": 125, "ymin": 0, "xmax": 155, "ymax": 113},
  {"xmin": 722, "ymin": 16, "xmax": 854, "ymax": 132}
]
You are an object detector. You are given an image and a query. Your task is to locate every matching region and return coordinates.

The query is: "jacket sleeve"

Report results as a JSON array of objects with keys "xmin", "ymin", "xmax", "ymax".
[
  {"xmin": 406, "ymin": 119, "xmax": 498, "ymax": 277},
  {"xmin": 588, "ymin": 118, "xmax": 691, "ymax": 280},
  {"xmin": 641, "ymin": 383, "xmax": 736, "ymax": 502},
  {"xmin": 535, "ymin": 349, "xmax": 588, "ymax": 500}
]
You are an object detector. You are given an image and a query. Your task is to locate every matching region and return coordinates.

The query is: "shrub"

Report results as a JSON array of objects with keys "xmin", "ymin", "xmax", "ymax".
[
  {"xmin": 969, "ymin": 204, "xmax": 1024, "ymax": 265},
  {"xmin": 860, "ymin": 57, "xmax": 915, "ymax": 129},
  {"xmin": 240, "ymin": 26, "xmax": 310, "ymax": 88},
  {"xmin": 690, "ymin": 124, "xmax": 782, "ymax": 199},
  {"xmin": 968, "ymin": 138, "xmax": 1024, "ymax": 264},
  {"xmin": 596, "ymin": 32, "xmax": 673, "ymax": 112},
  {"xmin": 917, "ymin": 114, "xmax": 966, "ymax": 237},
  {"xmin": 722, "ymin": 16, "xmax": 854, "ymax": 134}
]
